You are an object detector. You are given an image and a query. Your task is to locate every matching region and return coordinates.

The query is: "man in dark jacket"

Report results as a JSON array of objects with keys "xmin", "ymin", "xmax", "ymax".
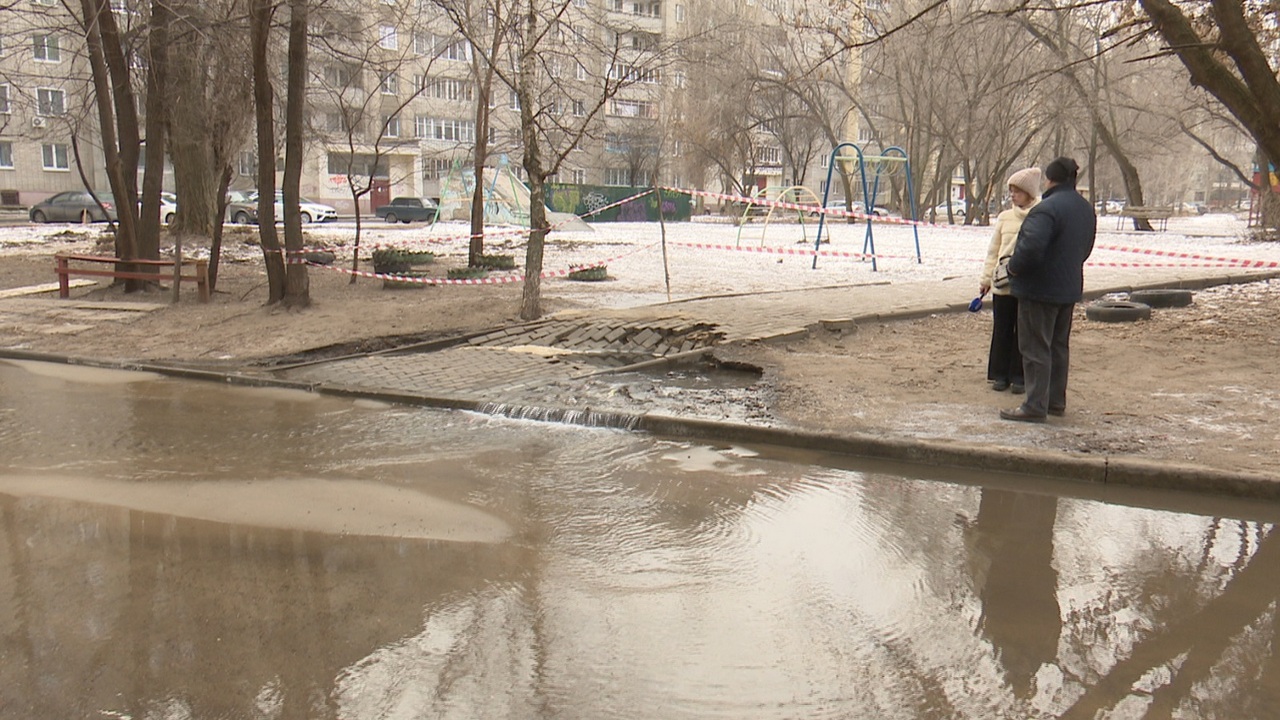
[{"xmin": 1000, "ymin": 156, "xmax": 1096, "ymax": 422}]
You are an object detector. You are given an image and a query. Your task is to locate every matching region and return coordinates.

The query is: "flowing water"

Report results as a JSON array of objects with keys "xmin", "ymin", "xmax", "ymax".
[{"xmin": 0, "ymin": 358, "xmax": 1278, "ymax": 719}]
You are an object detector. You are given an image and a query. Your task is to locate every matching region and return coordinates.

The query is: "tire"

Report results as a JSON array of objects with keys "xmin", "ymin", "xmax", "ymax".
[
  {"xmin": 234, "ymin": 211, "xmax": 252, "ymax": 225},
  {"xmin": 31, "ymin": 210, "xmax": 47, "ymax": 223},
  {"xmin": 1128, "ymin": 288, "xmax": 1193, "ymax": 308},
  {"xmin": 384, "ymin": 213, "xmax": 398, "ymax": 224},
  {"xmin": 165, "ymin": 213, "xmax": 175, "ymax": 225},
  {"xmin": 400, "ymin": 218, "xmax": 410, "ymax": 224},
  {"xmin": 1086, "ymin": 300, "xmax": 1152, "ymax": 323},
  {"xmin": 300, "ymin": 212, "xmax": 312, "ymax": 224}
]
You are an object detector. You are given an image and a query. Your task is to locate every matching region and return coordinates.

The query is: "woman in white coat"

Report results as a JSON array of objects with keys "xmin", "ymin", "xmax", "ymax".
[{"xmin": 979, "ymin": 167, "xmax": 1042, "ymax": 393}]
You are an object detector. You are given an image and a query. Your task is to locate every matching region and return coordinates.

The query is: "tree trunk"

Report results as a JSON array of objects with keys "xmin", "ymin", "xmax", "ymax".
[
  {"xmin": 78, "ymin": 0, "xmax": 138, "ymax": 266},
  {"xmin": 138, "ymin": 0, "xmax": 172, "ymax": 272},
  {"xmin": 517, "ymin": 0, "xmax": 545, "ymax": 321},
  {"xmin": 209, "ymin": 164, "xmax": 233, "ymax": 291},
  {"xmin": 470, "ymin": 44, "xmax": 498, "ymax": 266},
  {"xmin": 251, "ymin": 0, "xmax": 285, "ymax": 302},
  {"xmin": 281, "ymin": 0, "xmax": 311, "ymax": 308}
]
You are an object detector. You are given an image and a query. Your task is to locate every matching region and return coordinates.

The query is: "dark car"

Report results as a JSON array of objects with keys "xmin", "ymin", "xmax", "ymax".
[
  {"xmin": 376, "ymin": 197, "xmax": 439, "ymax": 224},
  {"xmin": 29, "ymin": 190, "xmax": 118, "ymax": 223}
]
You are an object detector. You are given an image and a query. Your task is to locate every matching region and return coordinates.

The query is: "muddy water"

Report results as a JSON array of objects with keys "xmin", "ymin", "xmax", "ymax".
[{"xmin": 1, "ymin": 359, "xmax": 1278, "ymax": 719}]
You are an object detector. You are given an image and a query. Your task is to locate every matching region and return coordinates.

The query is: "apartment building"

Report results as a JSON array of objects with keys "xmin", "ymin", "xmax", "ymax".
[
  {"xmin": 0, "ymin": 0, "xmax": 108, "ymax": 206},
  {"xmin": 1, "ymin": 0, "xmax": 853, "ymax": 214}
]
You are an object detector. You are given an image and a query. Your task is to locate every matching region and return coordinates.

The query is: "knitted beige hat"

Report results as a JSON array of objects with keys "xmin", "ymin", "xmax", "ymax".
[{"xmin": 1008, "ymin": 167, "xmax": 1043, "ymax": 199}]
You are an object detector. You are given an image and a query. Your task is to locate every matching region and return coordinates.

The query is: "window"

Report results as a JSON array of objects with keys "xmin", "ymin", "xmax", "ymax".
[
  {"xmin": 608, "ymin": 64, "xmax": 659, "ymax": 84},
  {"xmin": 609, "ymin": 98, "xmax": 655, "ymax": 118},
  {"xmin": 414, "ymin": 33, "xmax": 431, "ymax": 55},
  {"xmin": 0, "ymin": 84, "xmax": 9, "ymax": 114},
  {"xmin": 33, "ymin": 0, "xmax": 58, "ymax": 5},
  {"xmin": 378, "ymin": 25, "xmax": 398, "ymax": 50},
  {"xmin": 572, "ymin": 99, "xmax": 585, "ymax": 117},
  {"xmin": 238, "ymin": 152, "xmax": 256, "ymax": 177},
  {"xmin": 439, "ymin": 37, "xmax": 471, "ymax": 61},
  {"xmin": 416, "ymin": 117, "xmax": 475, "ymax": 142},
  {"xmin": 33, "ymin": 34, "xmax": 60, "ymax": 62},
  {"xmin": 423, "ymin": 157, "xmax": 453, "ymax": 180},
  {"xmin": 509, "ymin": 89, "xmax": 520, "ymax": 111},
  {"xmin": 324, "ymin": 64, "xmax": 360, "ymax": 88},
  {"xmin": 673, "ymin": 69, "xmax": 686, "ymax": 88},
  {"xmin": 382, "ymin": 115, "xmax": 400, "ymax": 137},
  {"xmin": 0, "ymin": 141, "xmax": 12, "ymax": 169},
  {"xmin": 758, "ymin": 146, "xmax": 782, "ymax": 165},
  {"xmin": 42, "ymin": 143, "xmax": 69, "ymax": 170},
  {"xmin": 605, "ymin": 133, "xmax": 627, "ymax": 153},
  {"xmin": 432, "ymin": 78, "xmax": 474, "ymax": 102},
  {"xmin": 576, "ymin": 62, "xmax": 588, "ymax": 81},
  {"xmin": 571, "ymin": 169, "xmax": 586, "ymax": 184},
  {"xmin": 605, "ymin": 167, "xmax": 631, "ymax": 186},
  {"xmin": 36, "ymin": 88, "xmax": 65, "ymax": 116},
  {"xmin": 675, "ymin": 3, "xmax": 684, "ymax": 21},
  {"xmin": 380, "ymin": 72, "xmax": 399, "ymax": 95}
]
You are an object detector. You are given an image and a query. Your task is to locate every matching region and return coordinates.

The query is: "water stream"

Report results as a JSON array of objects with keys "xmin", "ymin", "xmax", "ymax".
[{"xmin": 1, "ymin": 358, "xmax": 1277, "ymax": 719}]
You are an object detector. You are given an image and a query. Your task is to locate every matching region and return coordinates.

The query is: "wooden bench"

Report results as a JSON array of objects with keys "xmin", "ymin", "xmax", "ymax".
[
  {"xmin": 1116, "ymin": 206, "xmax": 1173, "ymax": 231},
  {"xmin": 55, "ymin": 253, "xmax": 209, "ymax": 302}
]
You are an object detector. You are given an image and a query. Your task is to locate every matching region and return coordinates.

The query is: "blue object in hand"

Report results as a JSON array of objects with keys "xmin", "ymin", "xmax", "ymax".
[{"xmin": 968, "ymin": 293, "xmax": 986, "ymax": 312}]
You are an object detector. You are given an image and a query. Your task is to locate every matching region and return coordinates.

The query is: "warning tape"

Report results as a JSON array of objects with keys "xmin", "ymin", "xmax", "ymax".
[
  {"xmin": 299, "ymin": 241, "xmax": 658, "ymax": 286},
  {"xmin": 1096, "ymin": 243, "xmax": 1280, "ymax": 269},
  {"xmin": 285, "ymin": 188, "xmax": 657, "ymax": 258},
  {"xmin": 661, "ymin": 185, "xmax": 975, "ymax": 231}
]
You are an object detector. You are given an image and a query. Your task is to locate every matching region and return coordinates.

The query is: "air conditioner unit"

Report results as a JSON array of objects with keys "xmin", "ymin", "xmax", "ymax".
[{"xmin": 31, "ymin": 116, "xmax": 47, "ymax": 128}]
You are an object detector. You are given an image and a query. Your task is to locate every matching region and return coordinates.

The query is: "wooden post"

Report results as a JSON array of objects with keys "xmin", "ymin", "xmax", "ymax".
[{"xmin": 56, "ymin": 255, "xmax": 70, "ymax": 298}]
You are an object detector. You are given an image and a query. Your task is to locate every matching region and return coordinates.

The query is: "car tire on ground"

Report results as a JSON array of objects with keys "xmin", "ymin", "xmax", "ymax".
[
  {"xmin": 1086, "ymin": 300, "xmax": 1152, "ymax": 322},
  {"xmin": 234, "ymin": 211, "xmax": 252, "ymax": 224},
  {"xmin": 300, "ymin": 212, "xmax": 312, "ymax": 224},
  {"xmin": 165, "ymin": 213, "xmax": 175, "ymax": 224},
  {"xmin": 384, "ymin": 213, "xmax": 398, "ymax": 224},
  {"xmin": 31, "ymin": 210, "xmax": 47, "ymax": 223},
  {"xmin": 1128, "ymin": 288, "xmax": 1194, "ymax": 308}
]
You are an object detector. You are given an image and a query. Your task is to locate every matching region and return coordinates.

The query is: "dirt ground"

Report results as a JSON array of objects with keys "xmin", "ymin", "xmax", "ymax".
[{"xmin": 2, "ymin": 235, "xmax": 1278, "ymax": 480}]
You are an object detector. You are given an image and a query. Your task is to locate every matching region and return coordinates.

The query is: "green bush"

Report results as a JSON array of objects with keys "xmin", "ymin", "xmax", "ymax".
[
  {"xmin": 371, "ymin": 247, "xmax": 411, "ymax": 274},
  {"xmin": 567, "ymin": 265, "xmax": 609, "ymax": 281},
  {"xmin": 476, "ymin": 253, "xmax": 516, "ymax": 270},
  {"xmin": 447, "ymin": 266, "xmax": 489, "ymax": 280},
  {"xmin": 402, "ymin": 250, "xmax": 436, "ymax": 265}
]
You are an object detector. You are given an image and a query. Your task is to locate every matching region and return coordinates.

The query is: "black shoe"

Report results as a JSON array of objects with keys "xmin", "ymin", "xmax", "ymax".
[
  {"xmin": 1000, "ymin": 406, "xmax": 1046, "ymax": 423},
  {"xmin": 1011, "ymin": 383, "xmax": 1025, "ymax": 395},
  {"xmin": 991, "ymin": 380, "xmax": 1010, "ymax": 392},
  {"xmin": 1048, "ymin": 406, "xmax": 1065, "ymax": 417}
]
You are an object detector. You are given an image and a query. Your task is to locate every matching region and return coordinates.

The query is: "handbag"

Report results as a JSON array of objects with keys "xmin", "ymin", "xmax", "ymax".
[{"xmin": 992, "ymin": 254, "xmax": 1012, "ymax": 290}]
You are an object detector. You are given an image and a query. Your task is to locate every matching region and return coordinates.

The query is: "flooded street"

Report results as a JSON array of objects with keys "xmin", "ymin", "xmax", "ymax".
[{"xmin": 1, "ymin": 359, "xmax": 1278, "ymax": 719}]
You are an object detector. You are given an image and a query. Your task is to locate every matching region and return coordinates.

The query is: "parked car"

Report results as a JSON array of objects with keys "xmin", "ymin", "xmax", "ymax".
[
  {"xmin": 807, "ymin": 201, "xmax": 890, "ymax": 219},
  {"xmin": 227, "ymin": 191, "xmax": 337, "ymax": 224},
  {"xmin": 376, "ymin": 197, "xmax": 439, "ymax": 224},
  {"xmin": 29, "ymin": 190, "xmax": 118, "ymax": 223},
  {"xmin": 930, "ymin": 201, "xmax": 967, "ymax": 220},
  {"xmin": 1095, "ymin": 199, "xmax": 1125, "ymax": 215}
]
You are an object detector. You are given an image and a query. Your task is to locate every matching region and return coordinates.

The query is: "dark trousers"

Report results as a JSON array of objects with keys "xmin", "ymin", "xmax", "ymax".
[
  {"xmin": 987, "ymin": 294, "xmax": 1023, "ymax": 384},
  {"xmin": 1017, "ymin": 299, "xmax": 1075, "ymax": 415}
]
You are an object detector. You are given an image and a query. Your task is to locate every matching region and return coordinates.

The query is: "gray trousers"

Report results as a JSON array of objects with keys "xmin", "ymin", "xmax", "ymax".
[{"xmin": 1016, "ymin": 299, "xmax": 1075, "ymax": 415}]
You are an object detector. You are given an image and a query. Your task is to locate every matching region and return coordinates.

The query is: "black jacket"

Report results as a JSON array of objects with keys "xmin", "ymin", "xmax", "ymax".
[{"xmin": 1008, "ymin": 183, "xmax": 1096, "ymax": 304}]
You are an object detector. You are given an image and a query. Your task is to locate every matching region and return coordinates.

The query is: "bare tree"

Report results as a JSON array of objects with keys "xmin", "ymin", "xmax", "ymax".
[{"xmin": 1135, "ymin": 0, "xmax": 1280, "ymax": 227}]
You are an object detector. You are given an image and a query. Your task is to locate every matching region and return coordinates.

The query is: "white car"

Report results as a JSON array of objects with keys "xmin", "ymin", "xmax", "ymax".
[
  {"xmin": 159, "ymin": 191, "xmax": 177, "ymax": 224},
  {"xmin": 930, "ymin": 201, "xmax": 967, "ymax": 220},
  {"xmin": 228, "ymin": 191, "xmax": 338, "ymax": 224}
]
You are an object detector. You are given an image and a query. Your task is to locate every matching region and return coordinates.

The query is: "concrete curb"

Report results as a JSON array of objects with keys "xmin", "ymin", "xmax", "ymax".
[{"xmin": 4, "ymin": 347, "xmax": 1278, "ymax": 502}]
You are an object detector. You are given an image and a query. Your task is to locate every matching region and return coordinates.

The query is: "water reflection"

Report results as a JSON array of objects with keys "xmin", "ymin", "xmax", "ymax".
[
  {"xmin": 968, "ymin": 488, "xmax": 1061, "ymax": 699},
  {"xmin": 0, "ymin": 359, "xmax": 1278, "ymax": 718}
]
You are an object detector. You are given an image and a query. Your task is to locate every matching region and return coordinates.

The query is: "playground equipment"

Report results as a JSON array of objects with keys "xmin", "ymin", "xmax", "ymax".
[
  {"xmin": 815, "ymin": 144, "xmax": 921, "ymax": 271},
  {"xmin": 438, "ymin": 155, "xmax": 591, "ymax": 231},
  {"xmin": 734, "ymin": 185, "xmax": 823, "ymax": 248}
]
